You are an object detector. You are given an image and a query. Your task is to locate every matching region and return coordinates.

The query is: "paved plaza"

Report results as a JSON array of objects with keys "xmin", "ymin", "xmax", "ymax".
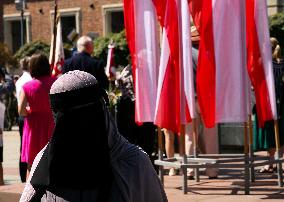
[{"xmin": 0, "ymin": 127, "xmax": 283, "ymax": 201}]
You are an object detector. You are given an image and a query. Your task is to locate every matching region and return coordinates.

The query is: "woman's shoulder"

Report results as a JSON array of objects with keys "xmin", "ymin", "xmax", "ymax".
[
  {"xmin": 38, "ymin": 76, "xmax": 57, "ymax": 84},
  {"xmin": 23, "ymin": 79, "xmax": 39, "ymax": 89}
]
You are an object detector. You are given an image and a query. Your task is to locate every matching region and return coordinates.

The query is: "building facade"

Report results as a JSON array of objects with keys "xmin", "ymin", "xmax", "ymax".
[
  {"xmin": 0, "ymin": 0, "xmax": 124, "ymax": 53},
  {"xmin": 0, "ymin": 0, "xmax": 283, "ymax": 53},
  {"xmin": 268, "ymin": 0, "xmax": 284, "ymax": 15}
]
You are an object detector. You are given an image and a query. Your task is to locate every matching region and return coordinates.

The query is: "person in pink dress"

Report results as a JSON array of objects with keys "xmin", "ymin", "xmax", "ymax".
[{"xmin": 18, "ymin": 53, "xmax": 56, "ymax": 180}]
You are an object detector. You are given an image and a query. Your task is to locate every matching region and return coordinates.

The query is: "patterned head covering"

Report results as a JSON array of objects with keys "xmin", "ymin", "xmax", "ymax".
[{"xmin": 50, "ymin": 70, "xmax": 97, "ymax": 94}]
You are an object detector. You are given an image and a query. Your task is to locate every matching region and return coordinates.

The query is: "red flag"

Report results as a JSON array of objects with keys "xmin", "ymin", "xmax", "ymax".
[
  {"xmin": 192, "ymin": 1, "xmax": 251, "ymax": 128},
  {"xmin": 49, "ymin": 18, "xmax": 64, "ymax": 77},
  {"xmin": 188, "ymin": 0, "xmax": 202, "ymax": 31},
  {"xmin": 154, "ymin": 0, "xmax": 181, "ymax": 133},
  {"xmin": 246, "ymin": 0, "xmax": 277, "ymax": 126},
  {"xmin": 123, "ymin": 0, "xmax": 160, "ymax": 123},
  {"xmin": 154, "ymin": 0, "xmax": 196, "ymax": 133}
]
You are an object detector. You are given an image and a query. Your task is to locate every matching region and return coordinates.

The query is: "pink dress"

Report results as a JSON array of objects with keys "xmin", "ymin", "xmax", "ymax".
[{"xmin": 21, "ymin": 76, "xmax": 57, "ymax": 165}]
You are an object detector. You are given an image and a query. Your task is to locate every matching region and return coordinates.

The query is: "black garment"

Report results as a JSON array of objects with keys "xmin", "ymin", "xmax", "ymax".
[
  {"xmin": 252, "ymin": 60, "xmax": 284, "ymax": 151},
  {"xmin": 4, "ymin": 91, "xmax": 17, "ymax": 131},
  {"xmin": 31, "ymin": 85, "xmax": 113, "ymax": 202},
  {"xmin": 62, "ymin": 52, "xmax": 109, "ymax": 90},
  {"xmin": 0, "ymin": 74, "xmax": 15, "ymax": 130},
  {"xmin": 116, "ymin": 97, "xmax": 155, "ymax": 160},
  {"xmin": 115, "ymin": 65, "xmax": 155, "ymax": 160},
  {"xmin": 18, "ymin": 116, "xmax": 27, "ymax": 183},
  {"xmin": 272, "ymin": 60, "xmax": 284, "ymax": 117}
]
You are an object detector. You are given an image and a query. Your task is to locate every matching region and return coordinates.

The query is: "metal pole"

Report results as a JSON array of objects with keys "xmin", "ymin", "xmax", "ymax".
[
  {"xmin": 179, "ymin": 124, "xmax": 188, "ymax": 194},
  {"xmin": 157, "ymin": 127, "xmax": 164, "ymax": 185},
  {"xmin": 51, "ymin": 0, "xmax": 58, "ymax": 66},
  {"xmin": 192, "ymin": 118, "xmax": 200, "ymax": 182},
  {"xmin": 248, "ymin": 115, "xmax": 255, "ymax": 182},
  {"xmin": 20, "ymin": 9, "xmax": 24, "ymax": 46},
  {"xmin": 274, "ymin": 120, "xmax": 283, "ymax": 187},
  {"xmin": 244, "ymin": 121, "xmax": 250, "ymax": 195}
]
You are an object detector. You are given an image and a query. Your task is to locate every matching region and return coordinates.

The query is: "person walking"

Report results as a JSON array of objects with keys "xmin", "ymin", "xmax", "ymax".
[
  {"xmin": 62, "ymin": 35, "xmax": 109, "ymax": 90},
  {"xmin": 0, "ymin": 67, "xmax": 15, "ymax": 185},
  {"xmin": 18, "ymin": 54, "xmax": 56, "ymax": 180},
  {"xmin": 15, "ymin": 57, "xmax": 32, "ymax": 183}
]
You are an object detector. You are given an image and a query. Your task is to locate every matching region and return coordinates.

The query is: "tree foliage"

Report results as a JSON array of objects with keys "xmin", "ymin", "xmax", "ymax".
[
  {"xmin": 269, "ymin": 12, "xmax": 284, "ymax": 49},
  {"xmin": 14, "ymin": 41, "xmax": 50, "ymax": 60},
  {"xmin": 14, "ymin": 40, "xmax": 71, "ymax": 62},
  {"xmin": 93, "ymin": 30, "xmax": 130, "ymax": 68}
]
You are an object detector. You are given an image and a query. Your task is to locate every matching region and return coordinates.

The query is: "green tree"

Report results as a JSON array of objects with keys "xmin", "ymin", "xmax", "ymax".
[
  {"xmin": 14, "ymin": 40, "xmax": 71, "ymax": 62},
  {"xmin": 93, "ymin": 30, "xmax": 130, "ymax": 68},
  {"xmin": 14, "ymin": 41, "xmax": 50, "ymax": 60},
  {"xmin": 269, "ymin": 12, "xmax": 284, "ymax": 50}
]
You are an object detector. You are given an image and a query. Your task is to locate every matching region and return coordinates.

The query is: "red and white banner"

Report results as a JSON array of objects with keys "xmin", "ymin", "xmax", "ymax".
[
  {"xmin": 246, "ymin": 0, "xmax": 277, "ymax": 126},
  {"xmin": 123, "ymin": 0, "xmax": 159, "ymax": 123},
  {"xmin": 105, "ymin": 43, "xmax": 116, "ymax": 80},
  {"xmin": 154, "ymin": 0, "xmax": 195, "ymax": 133},
  {"xmin": 49, "ymin": 18, "xmax": 64, "ymax": 77},
  {"xmin": 192, "ymin": 1, "xmax": 251, "ymax": 128},
  {"xmin": 124, "ymin": 0, "xmax": 275, "ymax": 130}
]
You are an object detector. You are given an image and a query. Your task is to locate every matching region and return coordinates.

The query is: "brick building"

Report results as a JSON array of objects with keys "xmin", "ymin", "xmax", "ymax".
[
  {"xmin": 0, "ymin": 0, "xmax": 283, "ymax": 54},
  {"xmin": 0, "ymin": 0, "xmax": 124, "ymax": 53},
  {"xmin": 268, "ymin": 0, "xmax": 284, "ymax": 15}
]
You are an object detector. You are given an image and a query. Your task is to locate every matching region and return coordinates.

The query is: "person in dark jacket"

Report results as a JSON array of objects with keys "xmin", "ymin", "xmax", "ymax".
[
  {"xmin": 0, "ymin": 67, "xmax": 15, "ymax": 185},
  {"xmin": 62, "ymin": 35, "xmax": 109, "ymax": 90}
]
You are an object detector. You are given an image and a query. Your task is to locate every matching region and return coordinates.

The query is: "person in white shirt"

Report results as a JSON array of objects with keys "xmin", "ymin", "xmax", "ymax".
[{"xmin": 15, "ymin": 57, "xmax": 32, "ymax": 183}]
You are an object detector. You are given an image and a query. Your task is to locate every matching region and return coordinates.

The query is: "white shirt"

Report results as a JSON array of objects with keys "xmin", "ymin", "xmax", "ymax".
[{"xmin": 15, "ymin": 71, "xmax": 32, "ymax": 102}]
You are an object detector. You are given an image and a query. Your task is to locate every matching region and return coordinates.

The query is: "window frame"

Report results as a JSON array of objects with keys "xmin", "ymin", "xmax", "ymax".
[
  {"xmin": 50, "ymin": 7, "xmax": 81, "ymax": 37},
  {"xmin": 3, "ymin": 12, "xmax": 31, "ymax": 53},
  {"xmin": 102, "ymin": 3, "xmax": 124, "ymax": 36}
]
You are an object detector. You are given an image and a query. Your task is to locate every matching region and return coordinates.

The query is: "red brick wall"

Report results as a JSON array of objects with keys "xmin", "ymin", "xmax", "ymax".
[{"xmin": 1, "ymin": 0, "xmax": 122, "ymax": 44}]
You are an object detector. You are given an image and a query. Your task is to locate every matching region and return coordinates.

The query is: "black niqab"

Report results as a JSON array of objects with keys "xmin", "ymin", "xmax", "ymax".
[{"xmin": 30, "ymin": 84, "xmax": 113, "ymax": 201}]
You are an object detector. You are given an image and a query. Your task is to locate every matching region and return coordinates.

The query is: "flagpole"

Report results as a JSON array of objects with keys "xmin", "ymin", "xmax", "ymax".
[
  {"xmin": 248, "ymin": 114, "xmax": 255, "ymax": 182},
  {"xmin": 179, "ymin": 124, "xmax": 188, "ymax": 194},
  {"xmin": 244, "ymin": 121, "xmax": 250, "ymax": 194},
  {"xmin": 274, "ymin": 120, "xmax": 283, "ymax": 187},
  {"xmin": 157, "ymin": 127, "xmax": 164, "ymax": 185},
  {"xmin": 192, "ymin": 118, "xmax": 199, "ymax": 182},
  {"xmin": 51, "ymin": 0, "xmax": 58, "ymax": 67}
]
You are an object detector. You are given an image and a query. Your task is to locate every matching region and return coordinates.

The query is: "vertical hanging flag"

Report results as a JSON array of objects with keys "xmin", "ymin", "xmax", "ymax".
[
  {"xmin": 49, "ymin": 17, "xmax": 64, "ymax": 77},
  {"xmin": 180, "ymin": 0, "xmax": 196, "ymax": 123},
  {"xmin": 105, "ymin": 42, "xmax": 116, "ymax": 80},
  {"xmin": 123, "ymin": 0, "xmax": 159, "ymax": 123},
  {"xmin": 154, "ymin": 0, "xmax": 181, "ymax": 133},
  {"xmin": 246, "ymin": 0, "xmax": 277, "ymax": 126},
  {"xmin": 154, "ymin": 0, "xmax": 195, "ymax": 133},
  {"xmin": 193, "ymin": 1, "xmax": 251, "ymax": 128}
]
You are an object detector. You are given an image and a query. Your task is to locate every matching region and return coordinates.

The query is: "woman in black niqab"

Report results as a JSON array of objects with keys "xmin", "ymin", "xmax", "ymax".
[{"xmin": 20, "ymin": 70, "xmax": 167, "ymax": 202}]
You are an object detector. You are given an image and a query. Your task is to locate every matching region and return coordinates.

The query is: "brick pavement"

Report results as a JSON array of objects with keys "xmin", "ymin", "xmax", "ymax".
[
  {"xmin": 164, "ymin": 168, "xmax": 284, "ymax": 201},
  {"xmin": 0, "ymin": 127, "xmax": 283, "ymax": 202}
]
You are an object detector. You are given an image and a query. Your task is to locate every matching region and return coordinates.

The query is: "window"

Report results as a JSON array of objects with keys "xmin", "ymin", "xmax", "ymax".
[
  {"xmin": 109, "ymin": 11, "xmax": 124, "ymax": 33},
  {"xmin": 61, "ymin": 15, "xmax": 76, "ymax": 43},
  {"xmin": 11, "ymin": 20, "xmax": 27, "ymax": 53},
  {"xmin": 103, "ymin": 4, "xmax": 124, "ymax": 36},
  {"xmin": 3, "ymin": 13, "xmax": 30, "ymax": 53},
  {"xmin": 51, "ymin": 8, "xmax": 81, "ymax": 44}
]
